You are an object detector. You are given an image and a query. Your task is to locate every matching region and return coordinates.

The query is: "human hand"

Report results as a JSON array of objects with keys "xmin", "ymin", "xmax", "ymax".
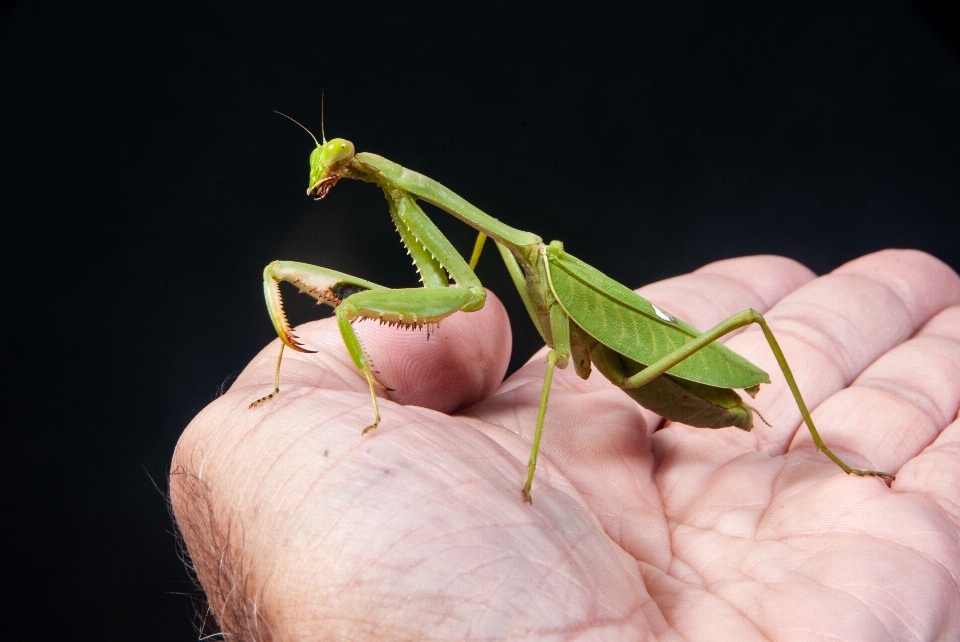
[{"xmin": 171, "ymin": 250, "xmax": 960, "ymax": 641}]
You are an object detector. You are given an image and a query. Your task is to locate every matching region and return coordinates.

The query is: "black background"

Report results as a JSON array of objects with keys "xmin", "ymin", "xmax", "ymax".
[{"xmin": 2, "ymin": 1, "xmax": 958, "ymax": 638}]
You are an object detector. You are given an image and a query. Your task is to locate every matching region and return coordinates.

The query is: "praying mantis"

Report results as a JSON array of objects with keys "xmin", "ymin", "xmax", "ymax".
[{"xmin": 250, "ymin": 119, "xmax": 896, "ymax": 502}]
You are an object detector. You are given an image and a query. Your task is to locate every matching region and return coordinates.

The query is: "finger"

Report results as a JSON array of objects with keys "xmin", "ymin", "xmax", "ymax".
[
  {"xmin": 727, "ymin": 249, "xmax": 960, "ymax": 469},
  {"xmin": 356, "ymin": 288, "xmax": 512, "ymax": 414},
  {"xmin": 853, "ymin": 304, "xmax": 960, "ymax": 485}
]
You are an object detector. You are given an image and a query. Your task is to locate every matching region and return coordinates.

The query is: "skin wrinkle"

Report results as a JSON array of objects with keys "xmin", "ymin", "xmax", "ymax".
[
  {"xmin": 773, "ymin": 278, "xmax": 912, "ymax": 353},
  {"xmin": 846, "ymin": 272, "xmax": 923, "ymax": 330},
  {"xmin": 677, "ymin": 582, "xmax": 767, "ymax": 642},
  {"xmin": 322, "ymin": 436, "xmax": 584, "ymax": 616},
  {"xmin": 706, "ymin": 580, "xmax": 786, "ymax": 642},
  {"xmin": 923, "ymin": 308, "xmax": 960, "ymax": 344},
  {"xmin": 654, "ymin": 440, "xmax": 782, "ymax": 524},
  {"xmin": 666, "ymin": 525, "xmax": 712, "ymax": 582},
  {"xmin": 196, "ymin": 403, "xmax": 240, "ymax": 483},
  {"xmin": 679, "ymin": 534, "xmax": 745, "ymax": 583},
  {"xmin": 811, "ymin": 576, "xmax": 895, "ymax": 637},
  {"xmin": 738, "ymin": 320, "xmax": 850, "ymax": 445},
  {"xmin": 841, "ymin": 397, "xmax": 924, "ymax": 466},
  {"xmin": 797, "ymin": 533, "xmax": 936, "ymax": 632},
  {"xmin": 394, "ymin": 418, "xmax": 491, "ymax": 475},
  {"xmin": 816, "ymin": 329, "xmax": 960, "ymax": 464},
  {"xmin": 928, "ymin": 472, "xmax": 960, "ymax": 528},
  {"xmin": 257, "ymin": 409, "xmax": 339, "ymax": 496},
  {"xmin": 765, "ymin": 317, "xmax": 857, "ymax": 387},
  {"xmin": 706, "ymin": 267, "xmax": 802, "ymax": 313},
  {"xmin": 284, "ymin": 437, "xmax": 422, "ymax": 554},
  {"xmin": 855, "ymin": 370, "xmax": 948, "ymax": 430},
  {"xmin": 675, "ymin": 479, "xmax": 767, "ymax": 536},
  {"xmin": 234, "ymin": 419, "xmax": 291, "ymax": 495},
  {"xmin": 636, "ymin": 569, "xmax": 707, "ymax": 640},
  {"xmin": 558, "ymin": 533, "xmax": 609, "ymax": 601},
  {"xmin": 811, "ymin": 273, "xmax": 916, "ymax": 343},
  {"xmin": 861, "ymin": 512, "xmax": 960, "ymax": 592},
  {"xmin": 840, "ymin": 252, "xmax": 960, "ymax": 325},
  {"xmin": 754, "ymin": 460, "xmax": 791, "ymax": 535},
  {"xmin": 855, "ymin": 384, "xmax": 942, "ymax": 444},
  {"xmin": 864, "ymin": 331, "xmax": 960, "ymax": 418},
  {"xmin": 249, "ymin": 444, "xmax": 320, "ymax": 539}
]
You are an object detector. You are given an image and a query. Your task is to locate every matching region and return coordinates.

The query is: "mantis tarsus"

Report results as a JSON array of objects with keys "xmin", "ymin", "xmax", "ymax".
[{"xmin": 250, "ymin": 121, "xmax": 896, "ymax": 502}]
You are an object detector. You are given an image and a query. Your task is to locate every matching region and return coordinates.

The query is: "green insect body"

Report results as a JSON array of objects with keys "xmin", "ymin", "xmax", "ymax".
[{"xmin": 252, "ymin": 124, "xmax": 895, "ymax": 502}]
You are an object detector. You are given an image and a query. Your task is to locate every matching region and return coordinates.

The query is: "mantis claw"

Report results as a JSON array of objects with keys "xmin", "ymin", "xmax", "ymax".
[
  {"xmin": 284, "ymin": 334, "xmax": 318, "ymax": 354},
  {"xmin": 361, "ymin": 371, "xmax": 383, "ymax": 434},
  {"xmin": 366, "ymin": 369, "xmax": 389, "ymax": 390},
  {"xmin": 849, "ymin": 468, "xmax": 896, "ymax": 481},
  {"xmin": 248, "ymin": 390, "xmax": 278, "ymax": 409},
  {"xmin": 249, "ymin": 345, "xmax": 286, "ymax": 409}
]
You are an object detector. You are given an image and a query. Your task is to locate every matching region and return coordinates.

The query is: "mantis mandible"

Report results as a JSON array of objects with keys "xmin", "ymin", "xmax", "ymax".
[{"xmin": 251, "ymin": 120, "xmax": 895, "ymax": 502}]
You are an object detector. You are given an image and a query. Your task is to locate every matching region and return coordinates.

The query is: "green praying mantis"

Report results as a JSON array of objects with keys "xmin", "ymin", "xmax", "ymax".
[{"xmin": 250, "ymin": 116, "xmax": 895, "ymax": 502}]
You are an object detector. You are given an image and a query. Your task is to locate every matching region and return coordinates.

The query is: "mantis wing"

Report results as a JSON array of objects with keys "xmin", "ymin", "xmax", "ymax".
[{"xmin": 545, "ymin": 245, "xmax": 770, "ymax": 390}]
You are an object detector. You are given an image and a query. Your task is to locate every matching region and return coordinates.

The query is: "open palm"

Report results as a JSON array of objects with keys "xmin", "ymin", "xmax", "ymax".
[{"xmin": 172, "ymin": 250, "xmax": 960, "ymax": 641}]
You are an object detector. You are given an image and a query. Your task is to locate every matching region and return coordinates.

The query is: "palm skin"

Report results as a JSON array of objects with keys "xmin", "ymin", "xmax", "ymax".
[{"xmin": 172, "ymin": 250, "xmax": 960, "ymax": 641}]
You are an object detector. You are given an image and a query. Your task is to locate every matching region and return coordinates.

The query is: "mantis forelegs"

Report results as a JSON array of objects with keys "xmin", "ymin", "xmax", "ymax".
[
  {"xmin": 250, "ymin": 260, "xmax": 487, "ymax": 431},
  {"xmin": 334, "ymin": 286, "xmax": 484, "ymax": 431}
]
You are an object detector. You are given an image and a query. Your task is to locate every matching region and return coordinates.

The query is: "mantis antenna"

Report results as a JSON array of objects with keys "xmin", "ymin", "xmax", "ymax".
[
  {"xmin": 273, "ymin": 110, "xmax": 320, "ymax": 147},
  {"xmin": 320, "ymin": 90, "xmax": 327, "ymax": 145}
]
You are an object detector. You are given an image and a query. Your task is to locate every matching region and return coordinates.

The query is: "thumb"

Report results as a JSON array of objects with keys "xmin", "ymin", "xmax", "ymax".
[{"xmin": 356, "ymin": 288, "xmax": 512, "ymax": 414}]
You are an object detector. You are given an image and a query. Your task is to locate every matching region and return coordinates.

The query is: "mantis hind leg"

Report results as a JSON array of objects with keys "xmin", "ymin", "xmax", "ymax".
[{"xmin": 622, "ymin": 309, "xmax": 895, "ymax": 480}]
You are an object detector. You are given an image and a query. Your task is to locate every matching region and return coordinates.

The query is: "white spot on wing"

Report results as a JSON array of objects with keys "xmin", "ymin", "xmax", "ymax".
[{"xmin": 652, "ymin": 304, "xmax": 675, "ymax": 322}]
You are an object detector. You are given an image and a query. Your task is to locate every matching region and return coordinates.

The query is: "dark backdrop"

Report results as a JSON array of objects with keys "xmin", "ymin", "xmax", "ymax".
[{"xmin": 2, "ymin": 1, "xmax": 958, "ymax": 638}]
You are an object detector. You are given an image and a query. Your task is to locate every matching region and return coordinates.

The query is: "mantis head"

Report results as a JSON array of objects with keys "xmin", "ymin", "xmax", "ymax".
[
  {"xmin": 273, "ymin": 110, "xmax": 355, "ymax": 200},
  {"xmin": 307, "ymin": 138, "xmax": 356, "ymax": 200}
]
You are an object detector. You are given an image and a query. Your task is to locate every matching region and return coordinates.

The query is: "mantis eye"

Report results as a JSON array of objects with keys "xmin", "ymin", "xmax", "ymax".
[{"xmin": 322, "ymin": 138, "xmax": 356, "ymax": 168}]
